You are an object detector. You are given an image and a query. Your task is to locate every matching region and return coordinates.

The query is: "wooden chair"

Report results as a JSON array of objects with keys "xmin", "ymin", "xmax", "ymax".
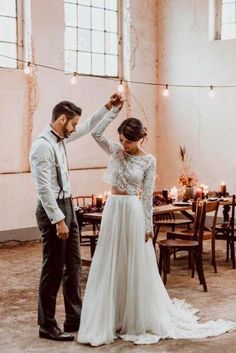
[
  {"xmin": 152, "ymin": 191, "xmax": 193, "ymax": 248},
  {"xmin": 158, "ymin": 201, "xmax": 208, "ymax": 291},
  {"xmin": 153, "ymin": 212, "xmax": 193, "ymax": 249},
  {"xmin": 72, "ymin": 195, "xmax": 99, "ymax": 257},
  {"xmin": 72, "ymin": 195, "xmax": 94, "ymax": 208},
  {"xmin": 166, "ymin": 200, "xmax": 219, "ymax": 273},
  {"xmin": 215, "ymin": 194, "xmax": 236, "ymax": 269}
]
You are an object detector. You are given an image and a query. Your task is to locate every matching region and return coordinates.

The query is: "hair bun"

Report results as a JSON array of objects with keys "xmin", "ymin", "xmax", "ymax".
[{"xmin": 118, "ymin": 118, "xmax": 148, "ymax": 142}]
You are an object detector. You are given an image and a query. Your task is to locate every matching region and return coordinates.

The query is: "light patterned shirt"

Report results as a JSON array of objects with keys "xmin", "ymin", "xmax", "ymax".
[{"xmin": 29, "ymin": 106, "xmax": 108, "ymax": 224}]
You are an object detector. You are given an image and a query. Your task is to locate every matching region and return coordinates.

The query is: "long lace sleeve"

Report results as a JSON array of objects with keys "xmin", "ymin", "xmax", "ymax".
[
  {"xmin": 141, "ymin": 156, "xmax": 156, "ymax": 232},
  {"xmin": 91, "ymin": 107, "xmax": 121, "ymax": 154}
]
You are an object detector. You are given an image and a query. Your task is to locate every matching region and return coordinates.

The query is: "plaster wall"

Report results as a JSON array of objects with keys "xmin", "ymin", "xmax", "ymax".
[
  {"xmin": 0, "ymin": 0, "xmax": 159, "ymax": 233},
  {"xmin": 156, "ymin": 0, "xmax": 236, "ymax": 192}
]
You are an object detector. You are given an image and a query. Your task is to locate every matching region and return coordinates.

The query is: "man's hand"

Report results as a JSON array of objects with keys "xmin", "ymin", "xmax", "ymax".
[
  {"xmin": 56, "ymin": 219, "xmax": 69, "ymax": 240},
  {"xmin": 145, "ymin": 231, "xmax": 153, "ymax": 242},
  {"xmin": 105, "ymin": 93, "xmax": 123, "ymax": 110},
  {"xmin": 110, "ymin": 93, "xmax": 122, "ymax": 106}
]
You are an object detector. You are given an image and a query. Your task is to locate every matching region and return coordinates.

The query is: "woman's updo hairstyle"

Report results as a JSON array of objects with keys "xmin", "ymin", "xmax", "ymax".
[{"xmin": 117, "ymin": 118, "xmax": 147, "ymax": 142}]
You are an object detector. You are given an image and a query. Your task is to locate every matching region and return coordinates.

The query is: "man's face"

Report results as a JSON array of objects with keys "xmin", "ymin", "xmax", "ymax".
[{"xmin": 62, "ymin": 115, "xmax": 80, "ymax": 138}]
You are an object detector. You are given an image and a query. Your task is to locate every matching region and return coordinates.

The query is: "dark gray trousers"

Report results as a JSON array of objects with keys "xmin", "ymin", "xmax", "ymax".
[{"xmin": 36, "ymin": 197, "xmax": 82, "ymax": 329}]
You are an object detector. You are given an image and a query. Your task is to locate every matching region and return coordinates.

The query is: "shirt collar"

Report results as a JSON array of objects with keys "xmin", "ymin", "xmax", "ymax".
[
  {"xmin": 50, "ymin": 130, "xmax": 64, "ymax": 143},
  {"xmin": 39, "ymin": 125, "xmax": 64, "ymax": 144},
  {"xmin": 49, "ymin": 124, "xmax": 64, "ymax": 143}
]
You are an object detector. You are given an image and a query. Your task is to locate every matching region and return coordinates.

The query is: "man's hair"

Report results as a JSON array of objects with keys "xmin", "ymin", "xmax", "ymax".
[{"xmin": 52, "ymin": 101, "xmax": 82, "ymax": 122}]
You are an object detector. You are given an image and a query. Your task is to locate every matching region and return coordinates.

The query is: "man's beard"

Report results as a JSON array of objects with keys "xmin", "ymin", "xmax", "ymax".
[{"xmin": 62, "ymin": 123, "xmax": 71, "ymax": 138}]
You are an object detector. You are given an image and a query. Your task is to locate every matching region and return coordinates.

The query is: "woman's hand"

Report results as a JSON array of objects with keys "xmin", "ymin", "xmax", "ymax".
[
  {"xmin": 145, "ymin": 231, "xmax": 153, "ymax": 242},
  {"xmin": 105, "ymin": 93, "xmax": 123, "ymax": 111}
]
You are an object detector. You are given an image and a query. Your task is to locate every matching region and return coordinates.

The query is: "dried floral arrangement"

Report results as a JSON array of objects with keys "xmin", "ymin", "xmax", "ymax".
[{"xmin": 178, "ymin": 146, "xmax": 198, "ymax": 187}]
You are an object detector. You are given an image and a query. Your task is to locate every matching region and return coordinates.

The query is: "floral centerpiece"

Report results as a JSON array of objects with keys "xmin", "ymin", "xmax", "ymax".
[{"xmin": 178, "ymin": 146, "xmax": 197, "ymax": 200}]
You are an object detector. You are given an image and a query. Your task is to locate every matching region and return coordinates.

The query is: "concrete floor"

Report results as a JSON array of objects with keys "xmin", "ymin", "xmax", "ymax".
[{"xmin": 0, "ymin": 236, "xmax": 236, "ymax": 353}]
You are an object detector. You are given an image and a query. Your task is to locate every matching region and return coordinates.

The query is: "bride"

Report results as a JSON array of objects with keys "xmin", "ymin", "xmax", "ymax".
[{"xmin": 77, "ymin": 97, "xmax": 236, "ymax": 346}]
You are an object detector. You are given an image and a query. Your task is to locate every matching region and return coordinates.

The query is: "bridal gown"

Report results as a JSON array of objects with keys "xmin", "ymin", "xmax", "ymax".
[{"xmin": 77, "ymin": 108, "xmax": 236, "ymax": 346}]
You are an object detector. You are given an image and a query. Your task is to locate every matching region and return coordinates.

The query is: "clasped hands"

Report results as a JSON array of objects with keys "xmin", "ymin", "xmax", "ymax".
[{"xmin": 106, "ymin": 92, "xmax": 124, "ymax": 111}]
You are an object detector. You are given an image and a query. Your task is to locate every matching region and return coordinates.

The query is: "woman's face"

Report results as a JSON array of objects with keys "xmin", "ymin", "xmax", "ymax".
[{"xmin": 119, "ymin": 133, "xmax": 139, "ymax": 154}]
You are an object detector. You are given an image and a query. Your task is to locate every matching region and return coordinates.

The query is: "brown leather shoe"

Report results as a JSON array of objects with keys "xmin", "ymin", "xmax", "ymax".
[{"xmin": 39, "ymin": 326, "xmax": 74, "ymax": 341}]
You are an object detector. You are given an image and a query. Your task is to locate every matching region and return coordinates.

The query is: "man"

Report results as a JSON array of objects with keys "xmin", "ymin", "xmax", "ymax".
[{"xmin": 29, "ymin": 94, "xmax": 121, "ymax": 341}]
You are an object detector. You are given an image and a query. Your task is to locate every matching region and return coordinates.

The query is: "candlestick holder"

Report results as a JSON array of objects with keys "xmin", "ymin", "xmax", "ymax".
[
  {"xmin": 220, "ymin": 185, "xmax": 226, "ymax": 197},
  {"xmin": 96, "ymin": 197, "xmax": 103, "ymax": 208},
  {"xmin": 162, "ymin": 189, "xmax": 168, "ymax": 200}
]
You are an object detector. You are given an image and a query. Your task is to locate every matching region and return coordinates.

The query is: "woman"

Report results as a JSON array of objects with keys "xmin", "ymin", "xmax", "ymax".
[{"xmin": 77, "ymin": 103, "xmax": 236, "ymax": 346}]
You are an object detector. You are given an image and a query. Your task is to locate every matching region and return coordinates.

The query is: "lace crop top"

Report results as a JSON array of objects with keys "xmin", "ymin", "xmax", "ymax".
[{"xmin": 91, "ymin": 108, "xmax": 156, "ymax": 232}]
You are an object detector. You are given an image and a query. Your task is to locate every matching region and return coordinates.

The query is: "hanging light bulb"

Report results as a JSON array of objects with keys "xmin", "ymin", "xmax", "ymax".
[
  {"xmin": 24, "ymin": 62, "xmax": 32, "ymax": 75},
  {"xmin": 70, "ymin": 72, "xmax": 77, "ymax": 85},
  {"xmin": 162, "ymin": 84, "xmax": 169, "ymax": 97},
  {"xmin": 208, "ymin": 85, "xmax": 215, "ymax": 98},
  {"xmin": 117, "ymin": 79, "xmax": 124, "ymax": 94}
]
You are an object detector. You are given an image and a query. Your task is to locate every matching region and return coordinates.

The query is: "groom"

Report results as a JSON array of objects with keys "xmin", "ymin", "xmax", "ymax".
[{"xmin": 29, "ymin": 93, "xmax": 121, "ymax": 341}]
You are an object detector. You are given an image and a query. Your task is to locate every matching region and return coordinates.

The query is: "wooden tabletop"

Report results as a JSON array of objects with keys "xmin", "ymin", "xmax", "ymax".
[
  {"xmin": 82, "ymin": 203, "xmax": 193, "ymax": 222},
  {"xmin": 82, "ymin": 212, "xmax": 103, "ymax": 221},
  {"xmin": 81, "ymin": 198, "xmax": 232, "ymax": 222},
  {"xmin": 153, "ymin": 204, "xmax": 192, "ymax": 214}
]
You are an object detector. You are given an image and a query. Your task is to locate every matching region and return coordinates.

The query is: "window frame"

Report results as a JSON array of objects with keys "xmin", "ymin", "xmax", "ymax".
[
  {"xmin": 0, "ymin": 0, "xmax": 24, "ymax": 70},
  {"xmin": 64, "ymin": 0, "xmax": 122, "ymax": 78},
  {"xmin": 210, "ymin": 0, "xmax": 236, "ymax": 41}
]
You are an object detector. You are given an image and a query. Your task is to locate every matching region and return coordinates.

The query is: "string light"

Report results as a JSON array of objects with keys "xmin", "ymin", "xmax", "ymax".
[
  {"xmin": 70, "ymin": 72, "xmax": 77, "ymax": 85},
  {"xmin": 24, "ymin": 62, "xmax": 32, "ymax": 75},
  {"xmin": 162, "ymin": 84, "xmax": 169, "ymax": 97},
  {"xmin": 208, "ymin": 85, "xmax": 215, "ymax": 98},
  {"xmin": 117, "ymin": 79, "xmax": 124, "ymax": 93},
  {"xmin": 1, "ymin": 54, "xmax": 236, "ymax": 98}
]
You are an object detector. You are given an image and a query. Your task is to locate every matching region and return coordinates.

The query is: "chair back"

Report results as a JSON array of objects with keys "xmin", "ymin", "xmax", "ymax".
[
  {"xmin": 205, "ymin": 200, "xmax": 220, "ymax": 233},
  {"xmin": 72, "ymin": 195, "xmax": 93, "ymax": 208},
  {"xmin": 230, "ymin": 194, "xmax": 236, "ymax": 235},
  {"xmin": 192, "ymin": 201, "xmax": 206, "ymax": 240},
  {"xmin": 194, "ymin": 200, "xmax": 219, "ymax": 247},
  {"xmin": 195, "ymin": 201, "xmax": 207, "ymax": 249}
]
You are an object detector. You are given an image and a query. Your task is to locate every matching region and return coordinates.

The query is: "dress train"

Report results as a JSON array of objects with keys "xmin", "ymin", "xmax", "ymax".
[{"xmin": 77, "ymin": 195, "xmax": 236, "ymax": 346}]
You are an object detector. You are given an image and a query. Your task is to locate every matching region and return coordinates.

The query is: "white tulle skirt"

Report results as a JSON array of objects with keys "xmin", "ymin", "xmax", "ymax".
[{"xmin": 77, "ymin": 195, "xmax": 236, "ymax": 346}]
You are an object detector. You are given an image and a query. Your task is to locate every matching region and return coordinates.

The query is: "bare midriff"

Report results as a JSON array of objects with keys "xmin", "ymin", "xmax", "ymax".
[{"xmin": 111, "ymin": 186, "xmax": 130, "ymax": 195}]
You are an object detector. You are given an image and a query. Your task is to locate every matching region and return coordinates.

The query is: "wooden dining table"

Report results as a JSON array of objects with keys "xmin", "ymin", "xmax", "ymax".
[
  {"xmin": 80, "ymin": 203, "xmax": 193, "ymax": 265},
  {"xmin": 79, "ymin": 198, "xmax": 232, "ymax": 265},
  {"xmin": 82, "ymin": 203, "xmax": 193, "ymax": 224},
  {"xmin": 81, "ymin": 197, "xmax": 232, "ymax": 223}
]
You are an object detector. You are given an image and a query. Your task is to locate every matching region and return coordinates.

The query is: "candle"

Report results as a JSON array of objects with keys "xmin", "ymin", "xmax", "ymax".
[
  {"xmin": 169, "ymin": 187, "xmax": 178, "ymax": 201},
  {"xmin": 92, "ymin": 194, "xmax": 96, "ymax": 207},
  {"xmin": 203, "ymin": 184, "xmax": 209, "ymax": 197},
  {"xmin": 220, "ymin": 181, "xmax": 226, "ymax": 196},
  {"xmin": 103, "ymin": 191, "xmax": 111, "ymax": 201},
  {"xmin": 195, "ymin": 187, "xmax": 203, "ymax": 200},
  {"xmin": 162, "ymin": 189, "xmax": 168, "ymax": 200},
  {"xmin": 96, "ymin": 194, "xmax": 103, "ymax": 208},
  {"xmin": 200, "ymin": 183, "xmax": 204, "ymax": 191}
]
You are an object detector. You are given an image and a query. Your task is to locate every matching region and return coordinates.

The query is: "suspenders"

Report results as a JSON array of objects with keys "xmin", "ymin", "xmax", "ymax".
[{"xmin": 39, "ymin": 136, "xmax": 68, "ymax": 199}]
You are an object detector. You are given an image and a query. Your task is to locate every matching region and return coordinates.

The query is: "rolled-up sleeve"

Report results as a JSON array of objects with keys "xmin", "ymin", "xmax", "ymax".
[{"xmin": 29, "ymin": 141, "xmax": 65, "ymax": 224}]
